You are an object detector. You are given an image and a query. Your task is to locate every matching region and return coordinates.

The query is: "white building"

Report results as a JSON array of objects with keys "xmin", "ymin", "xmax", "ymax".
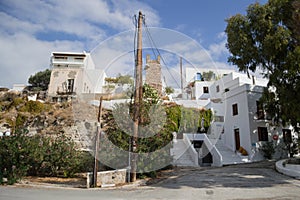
[
  {"xmin": 48, "ymin": 52, "xmax": 106, "ymax": 101},
  {"xmin": 12, "ymin": 84, "xmax": 27, "ymax": 92},
  {"xmin": 172, "ymin": 71, "xmax": 297, "ymax": 167},
  {"xmin": 209, "ymin": 72, "xmax": 295, "ymax": 161},
  {"xmin": 185, "ymin": 67, "xmax": 235, "ymax": 84},
  {"xmin": 183, "ymin": 67, "xmax": 235, "ymax": 105}
]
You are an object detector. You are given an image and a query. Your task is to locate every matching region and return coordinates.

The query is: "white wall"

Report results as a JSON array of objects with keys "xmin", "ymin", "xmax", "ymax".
[
  {"xmin": 48, "ymin": 52, "xmax": 106, "ymax": 96},
  {"xmin": 185, "ymin": 67, "xmax": 235, "ymax": 85},
  {"xmin": 224, "ymin": 85, "xmax": 251, "ymax": 152},
  {"xmin": 193, "ymin": 81, "xmax": 213, "ymax": 100},
  {"xmin": 48, "ymin": 67, "xmax": 84, "ymax": 95}
]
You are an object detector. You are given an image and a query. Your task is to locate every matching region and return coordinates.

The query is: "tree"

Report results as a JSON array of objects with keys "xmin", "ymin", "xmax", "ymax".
[
  {"xmin": 105, "ymin": 74, "xmax": 133, "ymax": 86},
  {"xmin": 164, "ymin": 86, "xmax": 174, "ymax": 95},
  {"xmin": 202, "ymin": 71, "xmax": 215, "ymax": 81},
  {"xmin": 116, "ymin": 74, "xmax": 133, "ymax": 85},
  {"xmin": 225, "ymin": 0, "xmax": 300, "ymax": 130},
  {"xmin": 28, "ymin": 69, "xmax": 51, "ymax": 91}
]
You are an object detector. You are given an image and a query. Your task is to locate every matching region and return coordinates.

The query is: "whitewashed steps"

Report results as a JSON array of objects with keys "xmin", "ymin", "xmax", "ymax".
[
  {"xmin": 215, "ymin": 140, "xmax": 249, "ymax": 165},
  {"xmin": 171, "ymin": 140, "xmax": 197, "ymax": 167}
]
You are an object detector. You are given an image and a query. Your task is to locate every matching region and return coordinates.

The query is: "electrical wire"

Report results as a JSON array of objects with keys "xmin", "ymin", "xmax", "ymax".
[{"xmin": 143, "ymin": 18, "xmax": 181, "ymax": 88}]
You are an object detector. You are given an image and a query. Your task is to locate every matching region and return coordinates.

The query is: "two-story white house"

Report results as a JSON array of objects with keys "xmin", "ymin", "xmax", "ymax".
[
  {"xmin": 48, "ymin": 52, "xmax": 106, "ymax": 101},
  {"xmin": 209, "ymin": 72, "xmax": 296, "ymax": 161}
]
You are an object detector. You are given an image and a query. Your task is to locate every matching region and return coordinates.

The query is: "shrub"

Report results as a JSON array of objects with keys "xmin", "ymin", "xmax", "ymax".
[
  {"xmin": 20, "ymin": 100, "xmax": 47, "ymax": 113},
  {"xmin": 260, "ymin": 141, "xmax": 275, "ymax": 159},
  {"xmin": 0, "ymin": 128, "xmax": 90, "ymax": 185},
  {"xmin": 0, "ymin": 129, "xmax": 30, "ymax": 184}
]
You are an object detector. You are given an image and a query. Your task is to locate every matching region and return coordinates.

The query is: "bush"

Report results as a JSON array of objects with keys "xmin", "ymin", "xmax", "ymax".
[
  {"xmin": 0, "ymin": 129, "xmax": 30, "ymax": 184},
  {"xmin": 0, "ymin": 129, "xmax": 90, "ymax": 185},
  {"xmin": 260, "ymin": 141, "xmax": 275, "ymax": 159},
  {"xmin": 20, "ymin": 100, "xmax": 49, "ymax": 114}
]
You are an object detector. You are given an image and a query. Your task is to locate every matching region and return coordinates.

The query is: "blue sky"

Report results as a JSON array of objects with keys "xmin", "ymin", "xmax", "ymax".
[{"xmin": 0, "ymin": 0, "xmax": 267, "ymax": 88}]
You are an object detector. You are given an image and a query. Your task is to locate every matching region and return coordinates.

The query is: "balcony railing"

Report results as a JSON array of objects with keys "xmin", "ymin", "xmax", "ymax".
[{"xmin": 52, "ymin": 58, "xmax": 84, "ymax": 64}]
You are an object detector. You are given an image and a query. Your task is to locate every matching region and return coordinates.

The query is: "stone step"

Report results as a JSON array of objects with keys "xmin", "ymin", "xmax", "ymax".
[
  {"xmin": 172, "ymin": 140, "xmax": 197, "ymax": 167},
  {"xmin": 215, "ymin": 141, "xmax": 248, "ymax": 165}
]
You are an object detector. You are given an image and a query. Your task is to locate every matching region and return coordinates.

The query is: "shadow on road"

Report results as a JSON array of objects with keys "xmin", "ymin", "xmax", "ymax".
[{"xmin": 146, "ymin": 161, "xmax": 297, "ymax": 189}]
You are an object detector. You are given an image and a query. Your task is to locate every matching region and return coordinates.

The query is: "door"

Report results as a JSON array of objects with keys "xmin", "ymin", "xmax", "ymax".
[
  {"xmin": 234, "ymin": 128, "xmax": 240, "ymax": 151},
  {"xmin": 67, "ymin": 79, "xmax": 74, "ymax": 93}
]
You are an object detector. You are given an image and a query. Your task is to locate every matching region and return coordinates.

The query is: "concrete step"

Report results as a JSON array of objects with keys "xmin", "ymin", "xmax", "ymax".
[
  {"xmin": 215, "ymin": 141, "xmax": 249, "ymax": 165},
  {"xmin": 171, "ymin": 140, "xmax": 197, "ymax": 167}
]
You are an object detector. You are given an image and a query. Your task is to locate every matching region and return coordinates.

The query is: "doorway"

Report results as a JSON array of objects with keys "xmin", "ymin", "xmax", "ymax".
[{"xmin": 234, "ymin": 128, "xmax": 240, "ymax": 151}]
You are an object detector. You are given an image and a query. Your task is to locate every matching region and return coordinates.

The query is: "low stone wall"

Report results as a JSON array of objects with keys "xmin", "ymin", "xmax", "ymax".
[{"xmin": 87, "ymin": 169, "xmax": 127, "ymax": 188}]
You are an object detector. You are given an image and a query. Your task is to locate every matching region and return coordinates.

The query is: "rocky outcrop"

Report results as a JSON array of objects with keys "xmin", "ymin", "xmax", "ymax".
[{"xmin": 0, "ymin": 91, "xmax": 101, "ymax": 151}]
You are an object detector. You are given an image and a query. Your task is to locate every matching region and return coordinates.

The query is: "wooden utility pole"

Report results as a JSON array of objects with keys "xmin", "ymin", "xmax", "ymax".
[
  {"xmin": 131, "ymin": 11, "xmax": 143, "ymax": 182},
  {"xmin": 180, "ymin": 57, "xmax": 183, "ymax": 93},
  {"xmin": 92, "ymin": 96, "xmax": 103, "ymax": 187}
]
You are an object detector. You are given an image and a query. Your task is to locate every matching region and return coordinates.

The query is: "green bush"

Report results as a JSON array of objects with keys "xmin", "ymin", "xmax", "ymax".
[
  {"xmin": 260, "ymin": 141, "xmax": 275, "ymax": 159},
  {"xmin": 11, "ymin": 97, "xmax": 25, "ymax": 108},
  {"xmin": 15, "ymin": 114, "xmax": 28, "ymax": 129},
  {"xmin": 0, "ymin": 129, "xmax": 30, "ymax": 184},
  {"xmin": 0, "ymin": 129, "xmax": 90, "ymax": 185},
  {"xmin": 20, "ymin": 100, "xmax": 48, "ymax": 113}
]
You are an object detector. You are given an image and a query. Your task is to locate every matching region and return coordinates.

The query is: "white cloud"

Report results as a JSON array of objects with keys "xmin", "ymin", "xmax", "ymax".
[
  {"xmin": 0, "ymin": 0, "xmax": 160, "ymax": 87},
  {"xmin": 208, "ymin": 32, "xmax": 228, "ymax": 59},
  {"xmin": 0, "ymin": 0, "xmax": 232, "ymax": 89},
  {"xmin": 0, "ymin": 33, "xmax": 84, "ymax": 87}
]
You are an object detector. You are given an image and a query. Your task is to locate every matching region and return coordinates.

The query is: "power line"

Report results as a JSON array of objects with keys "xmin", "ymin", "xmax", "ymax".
[{"xmin": 143, "ymin": 19, "xmax": 181, "ymax": 88}]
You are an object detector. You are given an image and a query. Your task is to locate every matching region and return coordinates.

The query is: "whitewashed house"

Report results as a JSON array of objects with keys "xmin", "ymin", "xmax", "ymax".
[
  {"xmin": 208, "ymin": 72, "xmax": 296, "ymax": 162},
  {"xmin": 172, "ymin": 71, "xmax": 297, "ymax": 167},
  {"xmin": 48, "ymin": 52, "xmax": 106, "ymax": 101}
]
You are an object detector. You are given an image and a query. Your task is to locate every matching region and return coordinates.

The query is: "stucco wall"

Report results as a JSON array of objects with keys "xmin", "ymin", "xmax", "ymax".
[{"xmin": 87, "ymin": 169, "xmax": 127, "ymax": 188}]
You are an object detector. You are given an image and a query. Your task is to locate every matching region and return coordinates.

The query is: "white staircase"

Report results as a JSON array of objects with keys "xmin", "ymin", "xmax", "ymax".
[
  {"xmin": 171, "ymin": 139, "xmax": 198, "ymax": 167},
  {"xmin": 215, "ymin": 140, "xmax": 249, "ymax": 165}
]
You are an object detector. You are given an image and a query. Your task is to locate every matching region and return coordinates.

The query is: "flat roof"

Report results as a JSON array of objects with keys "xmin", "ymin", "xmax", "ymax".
[{"xmin": 52, "ymin": 52, "xmax": 86, "ymax": 57}]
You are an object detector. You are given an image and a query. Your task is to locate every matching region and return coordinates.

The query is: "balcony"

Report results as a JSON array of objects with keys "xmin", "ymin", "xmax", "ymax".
[{"xmin": 51, "ymin": 57, "xmax": 85, "ymax": 66}]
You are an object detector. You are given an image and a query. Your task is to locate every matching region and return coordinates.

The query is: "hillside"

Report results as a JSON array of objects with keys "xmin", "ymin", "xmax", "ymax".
[{"xmin": 0, "ymin": 91, "xmax": 101, "ymax": 150}]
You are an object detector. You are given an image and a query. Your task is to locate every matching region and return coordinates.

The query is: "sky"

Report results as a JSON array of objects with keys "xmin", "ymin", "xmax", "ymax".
[{"xmin": 0, "ymin": 0, "xmax": 268, "ymax": 88}]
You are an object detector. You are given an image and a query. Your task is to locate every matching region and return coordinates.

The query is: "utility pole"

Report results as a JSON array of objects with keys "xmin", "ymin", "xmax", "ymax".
[
  {"xmin": 92, "ymin": 96, "xmax": 103, "ymax": 187},
  {"xmin": 131, "ymin": 11, "xmax": 143, "ymax": 182},
  {"xmin": 180, "ymin": 57, "xmax": 183, "ymax": 93}
]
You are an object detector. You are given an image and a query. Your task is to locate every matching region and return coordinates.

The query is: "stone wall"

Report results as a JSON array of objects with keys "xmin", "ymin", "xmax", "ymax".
[
  {"xmin": 145, "ymin": 55, "xmax": 162, "ymax": 95},
  {"xmin": 87, "ymin": 169, "xmax": 127, "ymax": 188}
]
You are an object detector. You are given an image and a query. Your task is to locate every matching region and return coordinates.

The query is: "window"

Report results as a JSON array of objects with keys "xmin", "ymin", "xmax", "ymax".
[
  {"xmin": 232, "ymin": 103, "xmax": 238, "ymax": 116},
  {"xmin": 283, "ymin": 129, "xmax": 292, "ymax": 143},
  {"xmin": 203, "ymin": 86, "xmax": 209, "ymax": 93},
  {"xmin": 67, "ymin": 79, "xmax": 74, "ymax": 93},
  {"xmin": 216, "ymin": 85, "xmax": 220, "ymax": 93},
  {"xmin": 74, "ymin": 57, "xmax": 84, "ymax": 60},
  {"xmin": 256, "ymin": 101, "xmax": 264, "ymax": 120},
  {"xmin": 258, "ymin": 127, "xmax": 268, "ymax": 141},
  {"xmin": 54, "ymin": 56, "xmax": 67, "ymax": 60}
]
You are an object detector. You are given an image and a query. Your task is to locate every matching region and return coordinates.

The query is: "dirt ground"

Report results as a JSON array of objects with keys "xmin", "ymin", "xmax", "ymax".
[{"xmin": 21, "ymin": 176, "xmax": 87, "ymax": 188}]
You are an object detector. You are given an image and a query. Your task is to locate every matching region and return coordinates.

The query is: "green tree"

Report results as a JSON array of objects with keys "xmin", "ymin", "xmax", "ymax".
[
  {"xmin": 225, "ymin": 0, "xmax": 300, "ymax": 130},
  {"xmin": 202, "ymin": 71, "xmax": 215, "ymax": 81},
  {"xmin": 105, "ymin": 74, "xmax": 133, "ymax": 86},
  {"xmin": 116, "ymin": 74, "xmax": 133, "ymax": 85},
  {"xmin": 28, "ymin": 69, "xmax": 51, "ymax": 91},
  {"xmin": 164, "ymin": 86, "xmax": 174, "ymax": 95}
]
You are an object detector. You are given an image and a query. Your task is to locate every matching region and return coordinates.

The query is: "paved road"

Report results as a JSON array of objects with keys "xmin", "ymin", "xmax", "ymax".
[{"xmin": 1, "ymin": 161, "xmax": 300, "ymax": 200}]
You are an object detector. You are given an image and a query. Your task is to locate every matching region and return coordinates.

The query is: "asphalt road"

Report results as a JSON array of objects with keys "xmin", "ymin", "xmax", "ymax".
[{"xmin": 1, "ymin": 161, "xmax": 300, "ymax": 200}]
